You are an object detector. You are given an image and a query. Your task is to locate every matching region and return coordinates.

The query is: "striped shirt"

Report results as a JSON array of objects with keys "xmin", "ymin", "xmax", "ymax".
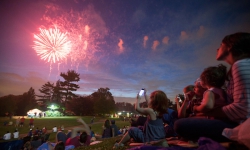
[{"xmin": 223, "ymin": 58, "xmax": 250, "ymax": 123}]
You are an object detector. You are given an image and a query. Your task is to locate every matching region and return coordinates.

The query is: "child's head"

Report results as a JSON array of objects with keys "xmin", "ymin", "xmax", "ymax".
[
  {"xmin": 149, "ymin": 90, "xmax": 169, "ymax": 115},
  {"xmin": 194, "ymin": 79, "xmax": 207, "ymax": 97},
  {"xmin": 200, "ymin": 64, "xmax": 227, "ymax": 88}
]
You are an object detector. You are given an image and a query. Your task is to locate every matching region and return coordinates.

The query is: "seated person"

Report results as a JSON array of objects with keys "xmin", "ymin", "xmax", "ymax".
[
  {"xmin": 52, "ymin": 126, "xmax": 58, "ymax": 132},
  {"xmin": 42, "ymin": 127, "xmax": 47, "ymax": 134},
  {"xmin": 110, "ymin": 120, "xmax": 119, "ymax": 137},
  {"xmin": 65, "ymin": 118, "xmax": 91, "ymax": 148},
  {"xmin": 3, "ymin": 131, "xmax": 11, "ymax": 140},
  {"xmin": 89, "ymin": 126, "xmax": 96, "ymax": 142},
  {"xmin": 178, "ymin": 79, "xmax": 207, "ymax": 118},
  {"xmin": 175, "ymin": 85, "xmax": 194, "ymax": 111},
  {"xmin": 13, "ymin": 129, "xmax": 19, "ymax": 139},
  {"xmin": 101, "ymin": 119, "xmax": 112, "ymax": 138},
  {"xmin": 56, "ymin": 131, "xmax": 67, "ymax": 143},
  {"xmin": 162, "ymin": 108, "xmax": 178, "ymax": 137},
  {"xmin": 8, "ymin": 121, "xmax": 13, "ymax": 126},
  {"xmin": 27, "ymin": 129, "xmax": 33, "ymax": 137},
  {"xmin": 31, "ymin": 135, "xmax": 42, "ymax": 149},
  {"xmin": 37, "ymin": 141, "xmax": 74, "ymax": 150}
]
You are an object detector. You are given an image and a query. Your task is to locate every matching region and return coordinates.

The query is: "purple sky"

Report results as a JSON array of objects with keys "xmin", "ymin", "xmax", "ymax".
[{"xmin": 0, "ymin": 0, "xmax": 250, "ymax": 104}]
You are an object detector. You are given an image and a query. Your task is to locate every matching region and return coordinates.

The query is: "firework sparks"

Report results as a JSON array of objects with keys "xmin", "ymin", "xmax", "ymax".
[{"xmin": 33, "ymin": 27, "xmax": 72, "ymax": 63}]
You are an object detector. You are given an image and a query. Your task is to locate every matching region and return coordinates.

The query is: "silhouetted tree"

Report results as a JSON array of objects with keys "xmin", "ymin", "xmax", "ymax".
[
  {"xmin": 60, "ymin": 70, "xmax": 80, "ymax": 102},
  {"xmin": 37, "ymin": 82, "xmax": 54, "ymax": 103},
  {"xmin": 0, "ymin": 95, "xmax": 18, "ymax": 116},
  {"xmin": 52, "ymin": 80, "xmax": 63, "ymax": 103},
  {"xmin": 91, "ymin": 87, "xmax": 115, "ymax": 115},
  {"xmin": 67, "ymin": 95, "xmax": 94, "ymax": 115}
]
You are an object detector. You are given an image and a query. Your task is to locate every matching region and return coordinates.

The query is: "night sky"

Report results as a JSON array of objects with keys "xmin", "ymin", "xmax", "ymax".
[{"xmin": 0, "ymin": 0, "xmax": 250, "ymax": 104}]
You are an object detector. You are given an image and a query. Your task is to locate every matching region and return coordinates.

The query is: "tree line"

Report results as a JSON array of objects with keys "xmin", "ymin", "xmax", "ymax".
[
  {"xmin": 0, "ymin": 70, "xmax": 119, "ymax": 116},
  {"xmin": 0, "ymin": 69, "xmax": 176, "ymax": 116}
]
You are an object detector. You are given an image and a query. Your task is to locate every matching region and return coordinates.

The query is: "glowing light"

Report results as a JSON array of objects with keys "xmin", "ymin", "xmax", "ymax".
[{"xmin": 33, "ymin": 27, "xmax": 72, "ymax": 63}]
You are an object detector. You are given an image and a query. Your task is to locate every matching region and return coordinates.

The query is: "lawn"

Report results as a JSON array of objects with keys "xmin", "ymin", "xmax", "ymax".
[{"xmin": 0, "ymin": 116, "xmax": 130, "ymax": 149}]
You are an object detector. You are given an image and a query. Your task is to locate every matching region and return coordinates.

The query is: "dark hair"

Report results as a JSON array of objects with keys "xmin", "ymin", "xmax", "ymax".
[
  {"xmin": 222, "ymin": 32, "xmax": 250, "ymax": 59},
  {"xmin": 79, "ymin": 132, "xmax": 88, "ymax": 144},
  {"xmin": 149, "ymin": 90, "xmax": 169, "ymax": 116},
  {"xmin": 183, "ymin": 85, "xmax": 194, "ymax": 93},
  {"xmin": 54, "ymin": 141, "xmax": 65, "ymax": 150},
  {"xmin": 200, "ymin": 64, "xmax": 227, "ymax": 88},
  {"xmin": 104, "ymin": 119, "xmax": 110, "ymax": 128},
  {"xmin": 111, "ymin": 120, "xmax": 115, "ymax": 124}
]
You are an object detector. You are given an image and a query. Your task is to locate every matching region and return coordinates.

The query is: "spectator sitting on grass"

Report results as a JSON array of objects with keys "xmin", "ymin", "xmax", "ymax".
[
  {"xmin": 110, "ymin": 120, "xmax": 119, "ymax": 137},
  {"xmin": 13, "ymin": 129, "xmax": 19, "ymax": 139},
  {"xmin": 52, "ymin": 126, "xmax": 57, "ymax": 133},
  {"xmin": 2, "ymin": 131, "xmax": 11, "ymax": 140},
  {"xmin": 65, "ymin": 118, "xmax": 91, "ymax": 148},
  {"xmin": 101, "ymin": 119, "xmax": 112, "ymax": 138}
]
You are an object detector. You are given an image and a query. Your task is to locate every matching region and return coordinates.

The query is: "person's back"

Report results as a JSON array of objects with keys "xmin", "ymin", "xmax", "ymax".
[
  {"xmin": 110, "ymin": 120, "xmax": 119, "ymax": 137},
  {"xmin": 3, "ymin": 132, "xmax": 11, "ymax": 140},
  {"xmin": 162, "ymin": 108, "xmax": 178, "ymax": 137},
  {"xmin": 13, "ymin": 130, "xmax": 19, "ymax": 139},
  {"xmin": 56, "ymin": 131, "xmax": 67, "ymax": 143},
  {"xmin": 102, "ymin": 119, "xmax": 111, "ymax": 138}
]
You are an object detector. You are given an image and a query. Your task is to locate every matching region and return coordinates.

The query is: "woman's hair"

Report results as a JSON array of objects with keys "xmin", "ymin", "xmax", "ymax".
[
  {"xmin": 54, "ymin": 141, "xmax": 65, "ymax": 150},
  {"xmin": 149, "ymin": 90, "xmax": 169, "ymax": 116},
  {"xmin": 79, "ymin": 132, "xmax": 88, "ymax": 144},
  {"xmin": 183, "ymin": 85, "xmax": 194, "ymax": 93},
  {"xmin": 200, "ymin": 64, "xmax": 227, "ymax": 88},
  {"xmin": 222, "ymin": 32, "xmax": 250, "ymax": 59},
  {"xmin": 104, "ymin": 119, "xmax": 110, "ymax": 128}
]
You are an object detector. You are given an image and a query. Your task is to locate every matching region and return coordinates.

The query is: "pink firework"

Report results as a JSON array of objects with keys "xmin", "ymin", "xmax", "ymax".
[{"xmin": 33, "ymin": 27, "xmax": 72, "ymax": 63}]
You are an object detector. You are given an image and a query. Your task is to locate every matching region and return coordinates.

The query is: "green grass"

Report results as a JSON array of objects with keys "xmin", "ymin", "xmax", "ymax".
[{"xmin": 0, "ymin": 116, "xmax": 130, "ymax": 149}]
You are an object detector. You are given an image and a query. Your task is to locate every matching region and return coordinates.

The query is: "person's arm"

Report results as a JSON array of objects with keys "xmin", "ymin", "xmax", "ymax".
[
  {"xmin": 175, "ymin": 97, "xmax": 181, "ymax": 111},
  {"xmin": 193, "ymin": 90, "xmax": 214, "ymax": 113},
  {"xmin": 135, "ymin": 94, "xmax": 156, "ymax": 120},
  {"xmin": 144, "ymin": 89, "xmax": 149, "ymax": 105},
  {"xmin": 178, "ymin": 98, "xmax": 189, "ymax": 118},
  {"xmin": 178, "ymin": 91, "xmax": 195, "ymax": 118},
  {"xmin": 135, "ymin": 94, "xmax": 151, "ymax": 115},
  {"xmin": 71, "ymin": 118, "xmax": 91, "ymax": 138}
]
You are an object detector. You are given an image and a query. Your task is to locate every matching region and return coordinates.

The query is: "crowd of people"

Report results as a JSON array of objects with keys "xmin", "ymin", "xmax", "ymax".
[
  {"xmin": 0, "ymin": 32, "xmax": 249, "ymax": 149},
  {"xmin": 113, "ymin": 32, "xmax": 250, "ymax": 149}
]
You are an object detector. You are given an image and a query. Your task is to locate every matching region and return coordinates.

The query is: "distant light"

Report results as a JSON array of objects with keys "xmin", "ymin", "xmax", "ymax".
[
  {"xmin": 118, "ymin": 112, "xmax": 121, "ymax": 115},
  {"xmin": 51, "ymin": 105, "xmax": 55, "ymax": 110}
]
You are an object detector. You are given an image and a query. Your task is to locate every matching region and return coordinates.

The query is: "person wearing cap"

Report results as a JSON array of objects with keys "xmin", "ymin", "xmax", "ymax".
[{"xmin": 65, "ymin": 118, "xmax": 91, "ymax": 148}]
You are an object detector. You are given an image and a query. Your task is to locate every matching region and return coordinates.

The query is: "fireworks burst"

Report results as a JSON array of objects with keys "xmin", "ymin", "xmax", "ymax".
[{"xmin": 33, "ymin": 27, "xmax": 72, "ymax": 63}]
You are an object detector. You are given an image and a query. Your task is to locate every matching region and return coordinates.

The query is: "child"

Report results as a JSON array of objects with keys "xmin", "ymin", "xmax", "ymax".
[
  {"xmin": 114, "ymin": 90, "xmax": 169, "ymax": 148},
  {"xmin": 192, "ymin": 64, "xmax": 228, "ymax": 117},
  {"xmin": 178, "ymin": 80, "xmax": 207, "ymax": 118}
]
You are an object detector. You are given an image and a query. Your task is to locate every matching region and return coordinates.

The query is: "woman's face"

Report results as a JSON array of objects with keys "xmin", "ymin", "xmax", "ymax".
[{"xmin": 216, "ymin": 42, "xmax": 229, "ymax": 61}]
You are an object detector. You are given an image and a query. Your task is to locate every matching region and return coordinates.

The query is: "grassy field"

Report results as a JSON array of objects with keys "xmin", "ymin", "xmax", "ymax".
[{"xmin": 0, "ymin": 116, "xmax": 131, "ymax": 149}]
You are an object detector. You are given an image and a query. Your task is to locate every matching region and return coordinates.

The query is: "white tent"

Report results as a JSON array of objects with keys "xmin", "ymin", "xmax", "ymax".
[{"xmin": 27, "ymin": 108, "xmax": 43, "ymax": 117}]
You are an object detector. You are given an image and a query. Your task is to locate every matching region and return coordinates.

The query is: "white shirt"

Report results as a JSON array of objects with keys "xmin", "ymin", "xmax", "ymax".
[
  {"xmin": 52, "ymin": 127, "xmax": 57, "ymax": 132},
  {"xmin": 13, "ymin": 131, "xmax": 19, "ymax": 138},
  {"xmin": 3, "ymin": 133, "xmax": 11, "ymax": 140}
]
